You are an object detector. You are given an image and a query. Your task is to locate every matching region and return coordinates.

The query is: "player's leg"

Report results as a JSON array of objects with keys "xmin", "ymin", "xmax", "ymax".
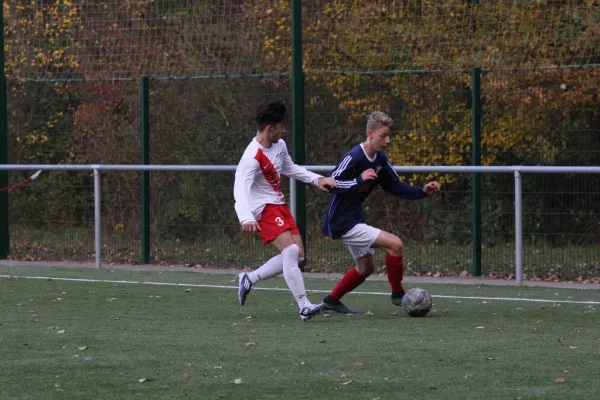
[
  {"xmin": 322, "ymin": 253, "xmax": 376, "ymax": 314},
  {"xmin": 270, "ymin": 230, "xmax": 324, "ymax": 320},
  {"xmin": 372, "ymin": 230, "xmax": 406, "ymax": 305},
  {"xmin": 238, "ymin": 233, "xmax": 304, "ymax": 306},
  {"xmin": 246, "ymin": 233, "xmax": 304, "ymax": 281},
  {"xmin": 237, "ymin": 205, "xmax": 304, "ymax": 306},
  {"xmin": 243, "ymin": 204, "xmax": 322, "ymax": 319},
  {"xmin": 322, "ymin": 223, "xmax": 380, "ymax": 314}
]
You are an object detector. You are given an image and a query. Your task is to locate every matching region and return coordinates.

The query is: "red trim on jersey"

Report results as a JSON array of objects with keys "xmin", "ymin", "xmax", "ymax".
[{"xmin": 254, "ymin": 148, "xmax": 284, "ymax": 200}]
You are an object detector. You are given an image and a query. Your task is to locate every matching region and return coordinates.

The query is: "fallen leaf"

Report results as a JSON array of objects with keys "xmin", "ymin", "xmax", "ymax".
[
  {"xmin": 234, "ymin": 378, "xmax": 243, "ymax": 384},
  {"xmin": 553, "ymin": 378, "xmax": 565, "ymax": 384},
  {"xmin": 184, "ymin": 373, "xmax": 192, "ymax": 379},
  {"xmin": 342, "ymin": 380, "xmax": 353, "ymax": 385},
  {"xmin": 536, "ymin": 320, "xmax": 543, "ymax": 323},
  {"xmin": 184, "ymin": 289, "xmax": 191, "ymax": 292},
  {"xmin": 371, "ymin": 328, "xmax": 378, "ymax": 332},
  {"xmin": 319, "ymin": 340, "xmax": 327, "ymax": 343},
  {"xmin": 78, "ymin": 346, "xmax": 89, "ymax": 350},
  {"xmin": 354, "ymin": 362, "xmax": 364, "ymax": 366},
  {"xmin": 138, "ymin": 378, "xmax": 155, "ymax": 383}
]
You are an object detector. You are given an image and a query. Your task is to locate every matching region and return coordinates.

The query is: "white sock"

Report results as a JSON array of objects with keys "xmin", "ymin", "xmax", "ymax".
[
  {"xmin": 248, "ymin": 255, "xmax": 305, "ymax": 284},
  {"xmin": 248, "ymin": 254, "xmax": 283, "ymax": 283},
  {"xmin": 281, "ymin": 244, "xmax": 309, "ymax": 309}
]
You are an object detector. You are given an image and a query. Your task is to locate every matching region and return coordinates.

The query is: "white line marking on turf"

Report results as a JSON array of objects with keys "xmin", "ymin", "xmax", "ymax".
[{"xmin": 1, "ymin": 274, "xmax": 599, "ymax": 305}]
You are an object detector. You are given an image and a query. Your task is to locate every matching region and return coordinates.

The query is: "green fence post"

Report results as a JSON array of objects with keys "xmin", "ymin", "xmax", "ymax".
[
  {"xmin": 141, "ymin": 76, "xmax": 150, "ymax": 264},
  {"xmin": 471, "ymin": 67, "xmax": 482, "ymax": 276},
  {"xmin": 291, "ymin": 0, "xmax": 306, "ymax": 270},
  {"xmin": 0, "ymin": 0, "xmax": 9, "ymax": 259}
]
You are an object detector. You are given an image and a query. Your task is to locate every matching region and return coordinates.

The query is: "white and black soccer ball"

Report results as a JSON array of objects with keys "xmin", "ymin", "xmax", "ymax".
[{"xmin": 401, "ymin": 287, "xmax": 433, "ymax": 317}]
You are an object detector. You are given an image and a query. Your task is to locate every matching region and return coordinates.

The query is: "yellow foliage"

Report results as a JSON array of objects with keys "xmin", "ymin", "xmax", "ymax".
[{"xmin": 247, "ymin": 0, "xmax": 598, "ymax": 174}]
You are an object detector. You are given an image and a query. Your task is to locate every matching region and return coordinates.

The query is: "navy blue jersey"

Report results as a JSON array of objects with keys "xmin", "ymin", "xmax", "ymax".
[{"xmin": 322, "ymin": 144, "xmax": 426, "ymax": 239}]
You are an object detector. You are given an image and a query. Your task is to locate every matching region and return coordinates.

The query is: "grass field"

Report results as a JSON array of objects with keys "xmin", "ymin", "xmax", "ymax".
[{"xmin": 1, "ymin": 265, "xmax": 599, "ymax": 399}]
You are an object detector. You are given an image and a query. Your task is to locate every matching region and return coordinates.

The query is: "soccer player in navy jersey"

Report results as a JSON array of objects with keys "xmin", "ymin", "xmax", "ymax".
[{"xmin": 321, "ymin": 111, "xmax": 441, "ymax": 314}]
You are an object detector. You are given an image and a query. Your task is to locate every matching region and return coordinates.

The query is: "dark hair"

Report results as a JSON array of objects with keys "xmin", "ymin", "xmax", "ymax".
[{"xmin": 255, "ymin": 101, "xmax": 287, "ymax": 131}]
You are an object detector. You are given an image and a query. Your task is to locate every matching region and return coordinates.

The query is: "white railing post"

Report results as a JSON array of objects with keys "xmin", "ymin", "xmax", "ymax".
[
  {"xmin": 514, "ymin": 169, "xmax": 523, "ymax": 285},
  {"xmin": 93, "ymin": 167, "xmax": 102, "ymax": 268}
]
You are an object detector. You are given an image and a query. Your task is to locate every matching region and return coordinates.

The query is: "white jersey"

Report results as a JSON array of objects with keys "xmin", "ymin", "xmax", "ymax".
[{"xmin": 233, "ymin": 137, "xmax": 322, "ymax": 224}]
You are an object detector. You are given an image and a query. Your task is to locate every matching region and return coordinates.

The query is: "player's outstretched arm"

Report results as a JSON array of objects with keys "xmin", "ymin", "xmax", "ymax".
[
  {"xmin": 280, "ymin": 141, "xmax": 324, "ymax": 184},
  {"xmin": 379, "ymin": 160, "xmax": 428, "ymax": 200}
]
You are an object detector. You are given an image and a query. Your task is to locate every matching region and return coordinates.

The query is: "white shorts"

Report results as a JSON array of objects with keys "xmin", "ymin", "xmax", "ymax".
[{"xmin": 340, "ymin": 223, "xmax": 382, "ymax": 260}]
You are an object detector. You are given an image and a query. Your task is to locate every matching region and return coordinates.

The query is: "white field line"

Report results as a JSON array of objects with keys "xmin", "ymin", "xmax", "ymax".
[{"xmin": 1, "ymin": 274, "xmax": 599, "ymax": 305}]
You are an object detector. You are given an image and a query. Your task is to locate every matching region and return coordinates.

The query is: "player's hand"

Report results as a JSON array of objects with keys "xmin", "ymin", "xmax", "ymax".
[
  {"xmin": 361, "ymin": 168, "xmax": 378, "ymax": 181},
  {"xmin": 317, "ymin": 177, "xmax": 337, "ymax": 192},
  {"xmin": 423, "ymin": 181, "xmax": 441, "ymax": 195},
  {"xmin": 242, "ymin": 221, "xmax": 261, "ymax": 232}
]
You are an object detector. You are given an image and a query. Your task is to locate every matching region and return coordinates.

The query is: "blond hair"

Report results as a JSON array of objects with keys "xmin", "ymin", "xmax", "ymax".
[{"xmin": 366, "ymin": 111, "xmax": 393, "ymax": 133}]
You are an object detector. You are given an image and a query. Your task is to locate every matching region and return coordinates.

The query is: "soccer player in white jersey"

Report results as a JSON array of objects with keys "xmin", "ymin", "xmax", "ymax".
[
  {"xmin": 233, "ymin": 101, "xmax": 337, "ymax": 320},
  {"xmin": 320, "ymin": 111, "xmax": 441, "ymax": 314}
]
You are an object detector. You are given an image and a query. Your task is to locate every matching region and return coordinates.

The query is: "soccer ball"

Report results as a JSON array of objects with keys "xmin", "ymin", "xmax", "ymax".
[{"xmin": 401, "ymin": 287, "xmax": 433, "ymax": 317}]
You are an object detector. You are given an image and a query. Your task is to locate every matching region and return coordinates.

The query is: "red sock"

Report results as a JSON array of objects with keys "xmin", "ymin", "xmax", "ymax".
[
  {"xmin": 386, "ymin": 253, "xmax": 404, "ymax": 293},
  {"xmin": 330, "ymin": 268, "xmax": 366, "ymax": 300}
]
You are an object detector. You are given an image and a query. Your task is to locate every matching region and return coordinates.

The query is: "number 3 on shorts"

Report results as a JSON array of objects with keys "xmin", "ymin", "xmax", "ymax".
[{"xmin": 275, "ymin": 216, "xmax": 284, "ymax": 227}]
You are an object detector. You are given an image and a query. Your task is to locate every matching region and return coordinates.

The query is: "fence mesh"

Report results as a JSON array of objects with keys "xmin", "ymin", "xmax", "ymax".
[{"xmin": 4, "ymin": 0, "xmax": 600, "ymax": 279}]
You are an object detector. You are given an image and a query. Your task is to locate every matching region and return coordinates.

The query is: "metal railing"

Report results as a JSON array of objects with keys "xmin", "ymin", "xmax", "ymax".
[{"xmin": 2, "ymin": 164, "xmax": 600, "ymax": 285}]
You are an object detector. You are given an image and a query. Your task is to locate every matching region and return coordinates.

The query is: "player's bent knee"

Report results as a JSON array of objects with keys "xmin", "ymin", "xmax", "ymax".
[
  {"xmin": 282, "ymin": 243, "xmax": 300, "ymax": 258},
  {"xmin": 389, "ymin": 237, "xmax": 403, "ymax": 254}
]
